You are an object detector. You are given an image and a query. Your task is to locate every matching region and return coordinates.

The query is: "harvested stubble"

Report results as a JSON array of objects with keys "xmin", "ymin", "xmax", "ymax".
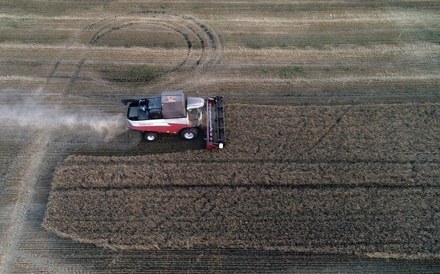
[{"xmin": 44, "ymin": 103, "xmax": 440, "ymax": 256}]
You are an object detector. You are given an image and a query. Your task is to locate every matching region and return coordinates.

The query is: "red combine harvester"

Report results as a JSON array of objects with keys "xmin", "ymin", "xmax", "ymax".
[{"xmin": 122, "ymin": 90, "xmax": 226, "ymax": 149}]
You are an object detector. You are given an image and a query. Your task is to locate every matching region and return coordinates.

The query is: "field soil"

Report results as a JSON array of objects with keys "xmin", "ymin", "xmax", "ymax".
[{"xmin": 1, "ymin": 0, "xmax": 440, "ymax": 272}]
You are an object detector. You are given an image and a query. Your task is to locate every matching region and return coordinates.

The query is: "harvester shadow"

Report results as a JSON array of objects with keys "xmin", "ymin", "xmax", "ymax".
[
  {"xmin": 67, "ymin": 129, "xmax": 206, "ymax": 157},
  {"xmin": 129, "ymin": 132, "xmax": 206, "ymax": 155}
]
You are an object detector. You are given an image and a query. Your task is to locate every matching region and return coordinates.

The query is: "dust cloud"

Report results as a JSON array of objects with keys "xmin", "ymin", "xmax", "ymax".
[{"xmin": 0, "ymin": 90, "xmax": 127, "ymax": 141}]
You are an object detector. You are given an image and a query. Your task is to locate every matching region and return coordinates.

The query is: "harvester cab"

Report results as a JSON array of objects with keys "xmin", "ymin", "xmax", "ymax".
[{"xmin": 122, "ymin": 91, "xmax": 226, "ymax": 149}]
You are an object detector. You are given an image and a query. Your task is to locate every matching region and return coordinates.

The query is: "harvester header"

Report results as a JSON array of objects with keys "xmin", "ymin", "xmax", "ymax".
[{"xmin": 206, "ymin": 96, "xmax": 226, "ymax": 149}]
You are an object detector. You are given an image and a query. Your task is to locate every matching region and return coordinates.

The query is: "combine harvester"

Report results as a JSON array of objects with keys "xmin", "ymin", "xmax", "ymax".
[{"xmin": 122, "ymin": 90, "xmax": 226, "ymax": 149}]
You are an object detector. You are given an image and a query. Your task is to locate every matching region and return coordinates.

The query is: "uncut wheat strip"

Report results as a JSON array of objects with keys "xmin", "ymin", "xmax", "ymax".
[
  {"xmin": 191, "ymin": 81, "xmax": 439, "ymax": 104},
  {"xmin": 216, "ymin": 21, "xmax": 440, "ymax": 36},
  {"xmin": 309, "ymin": 103, "xmax": 440, "ymax": 162},
  {"xmin": 191, "ymin": 1, "xmax": 439, "ymax": 18},
  {"xmin": 55, "ymin": 104, "xmax": 345, "ymax": 167},
  {"xmin": 44, "ymin": 187, "xmax": 439, "ymax": 255},
  {"xmin": 198, "ymin": 103, "xmax": 440, "ymax": 162},
  {"xmin": 58, "ymin": 102, "xmax": 440, "ymax": 165},
  {"xmin": 51, "ymin": 161, "xmax": 417, "ymax": 189},
  {"xmin": 56, "ymin": 103, "xmax": 342, "ymax": 164}
]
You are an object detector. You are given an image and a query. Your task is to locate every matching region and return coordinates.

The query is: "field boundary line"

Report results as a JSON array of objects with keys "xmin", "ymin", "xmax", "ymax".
[
  {"xmin": 51, "ymin": 183, "xmax": 440, "ymax": 192},
  {"xmin": 58, "ymin": 157, "xmax": 440, "ymax": 166}
]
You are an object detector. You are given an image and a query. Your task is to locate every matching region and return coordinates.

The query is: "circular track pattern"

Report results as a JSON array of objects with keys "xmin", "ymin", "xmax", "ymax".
[{"xmin": 67, "ymin": 10, "xmax": 222, "ymax": 91}]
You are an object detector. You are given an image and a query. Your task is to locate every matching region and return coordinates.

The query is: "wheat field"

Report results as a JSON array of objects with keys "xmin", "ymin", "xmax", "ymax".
[
  {"xmin": 1, "ymin": 0, "xmax": 440, "ymax": 272},
  {"xmin": 44, "ymin": 103, "xmax": 440, "ymax": 256}
]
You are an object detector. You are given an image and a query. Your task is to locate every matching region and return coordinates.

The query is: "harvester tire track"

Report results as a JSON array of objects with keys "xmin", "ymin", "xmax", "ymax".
[
  {"xmin": 306, "ymin": 106, "xmax": 352, "ymax": 154},
  {"xmin": 97, "ymin": 21, "xmax": 194, "ymax": 83},
  {"xmin": 42, "ymin": 19, "xmax": 108, "ymax": 90},
  {"xmin": 63, "ymin": 10, "xmax": 221, "ymax": 92},
  {"xmin": 0, "ymin": 133, "xmax": 50, "ymax": 274},
  {"xmin": 0, "ymin": 19, "xmax": 118, "ymax": 273},
  {"xmin": 64, "ymin": 20, "xmax": 121, "ymax": 94}
]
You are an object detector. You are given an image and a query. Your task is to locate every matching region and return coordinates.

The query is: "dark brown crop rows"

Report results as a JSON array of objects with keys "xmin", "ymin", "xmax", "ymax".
[
  {"xmin": 44, "ymin": 187, "xmax": 440, "ymax": 255},
  {"xmin": 51, "ymin": 161, "xmax": 418, "ymax": 188},
  {"xmin": 44, "ymin": 102, "xmax": 440, "ymax": 256}
]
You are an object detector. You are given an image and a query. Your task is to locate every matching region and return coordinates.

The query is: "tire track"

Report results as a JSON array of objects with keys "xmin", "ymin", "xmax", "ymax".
[
  {"xmin": 0, "ymin": 20, "xmax": 114, "ymax": 273},
  {"xmin": 42, "ymin": 19, "xmax": 108, "ymax": 90},
  {"xmin": 64, "ymin": 10, "xmax": 222, "ymax": 93},
  {"xmin": 64, "ymin": 20, "xmax": 121, "ymax": 94},
  {"xmin": 93, "ymin": 21, "xmax": 193, "ymax": 83},
  {"xmin": 0, "ymin": 132, "xmax": 50, "ymax": 273},
  {"xmin": 306, "ymin": 106, "xmax": 352, "ymax": 153}
]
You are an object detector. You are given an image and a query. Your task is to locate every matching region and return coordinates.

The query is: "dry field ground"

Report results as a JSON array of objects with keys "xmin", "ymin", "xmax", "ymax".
[{"xmin": 1, "ymin": 0, "xmax": 440, "ymax": 273}]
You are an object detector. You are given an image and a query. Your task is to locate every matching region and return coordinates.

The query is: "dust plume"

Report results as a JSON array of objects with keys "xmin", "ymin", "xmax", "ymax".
[{"xmin": 0, "ymin": 91, "xmax": 127, "ymax": 141}]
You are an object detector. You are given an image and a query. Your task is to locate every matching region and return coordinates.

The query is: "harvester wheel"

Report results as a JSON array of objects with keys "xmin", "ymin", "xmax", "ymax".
[
  {"xmin": 144, "ymin": 132, "xmax": 158, "ymax": 142},
  {"xmin": 180, "ymin": 128, "xmax": 198, "ymax": 140}
]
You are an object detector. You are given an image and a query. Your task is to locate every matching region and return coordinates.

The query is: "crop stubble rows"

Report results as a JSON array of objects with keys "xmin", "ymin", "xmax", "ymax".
[{"xmin": 1, "ymin": 8, "xmax": 438, "ymax": 102}]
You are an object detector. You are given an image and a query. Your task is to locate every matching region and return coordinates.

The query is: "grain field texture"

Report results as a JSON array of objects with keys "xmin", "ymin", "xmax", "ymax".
[
  {"xmin": 1, "ymin": 0, "xmax": 440, "ymax": 272},
  {"xmin": 44, "ymin": 103, "xmax": 440, "ymax": 256}
]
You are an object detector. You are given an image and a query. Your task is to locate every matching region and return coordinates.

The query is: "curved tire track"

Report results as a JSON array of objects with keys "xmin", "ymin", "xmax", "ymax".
[{"xmin": 65, "ymin": 10, "xmax": 222, "ymax": 93}]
